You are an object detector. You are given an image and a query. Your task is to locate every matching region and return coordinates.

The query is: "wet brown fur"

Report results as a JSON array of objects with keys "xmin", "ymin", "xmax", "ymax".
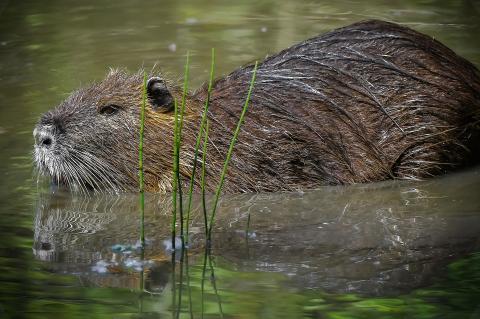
[{"xmin": 34, "ymin": 20, "xmax": 480, "ymax": 193}]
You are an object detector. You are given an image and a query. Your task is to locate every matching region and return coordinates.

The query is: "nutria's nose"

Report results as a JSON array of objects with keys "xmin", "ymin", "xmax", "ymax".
[{"xmin": 33, "ymin": 126, "xmax": 55, "ymax": 148}]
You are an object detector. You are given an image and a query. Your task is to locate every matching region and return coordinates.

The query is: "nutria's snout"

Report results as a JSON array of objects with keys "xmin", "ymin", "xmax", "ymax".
[
  {"xmin": 33, "ymin": 111, "xmax": 63, "ymax": 166},
  {"xmin": 33, "ymin": 126, "xmax": 55, "ymax": 148},
  {"xmin": 34, "ymin": 111, "xmax": 67, "ymax": 149},
  {"xmin": 33, "ymin": 115, "xmax": 62, "ymax": 185}
]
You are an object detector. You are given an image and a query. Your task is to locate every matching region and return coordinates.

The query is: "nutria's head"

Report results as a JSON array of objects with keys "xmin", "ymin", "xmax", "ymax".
[{"xmin": 33, "ymin": 70, "xmax": 188, "ymax": 193}]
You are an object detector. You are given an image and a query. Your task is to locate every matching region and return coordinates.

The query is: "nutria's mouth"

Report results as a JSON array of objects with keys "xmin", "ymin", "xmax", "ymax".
[{"xmin": 33, "ymin": 144, "xmax": 125, "ymax": 194}]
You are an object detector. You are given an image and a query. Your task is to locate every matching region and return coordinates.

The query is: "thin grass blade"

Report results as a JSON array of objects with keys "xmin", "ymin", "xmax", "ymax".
[{"xmin": 207, "ymin": 61, "xmax": 258, "ymax": 241}]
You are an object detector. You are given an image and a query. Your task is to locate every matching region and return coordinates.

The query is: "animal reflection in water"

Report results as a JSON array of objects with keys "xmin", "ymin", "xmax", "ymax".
[{"xmin": 33, "ymin": 170, "xmax": 480, "ymax": 296}]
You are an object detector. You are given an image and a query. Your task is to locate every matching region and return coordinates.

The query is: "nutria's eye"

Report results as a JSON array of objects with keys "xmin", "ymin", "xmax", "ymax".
[{"xmin": 99, "ymin": 104, "xmax": 120, "ymax": 116}]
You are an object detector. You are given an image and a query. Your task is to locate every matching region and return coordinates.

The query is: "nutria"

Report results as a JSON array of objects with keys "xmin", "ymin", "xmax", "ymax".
[{"xmin": 33, "ymin": 20, "xmax": 480, "ymax": 193}]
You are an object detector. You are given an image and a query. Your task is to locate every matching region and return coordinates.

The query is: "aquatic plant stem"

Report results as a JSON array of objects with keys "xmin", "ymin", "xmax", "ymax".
[
  {"xmin": 179, "ymin": 51, "xmax": 190, "ymax": 135},
  {"xmin": 208, "ymin": 253, "xmax": 224, "ymax": 318},
  {"xmin": 185, "ymin": 48, "xmax": 216, "ymax": 244},
  {"xmin": 171, "ymin": 97, "xmax": 179, "ymax": 318},
  {"xmin": 185, "ymin": 250, "xmax": 194, "ymax": 319},
  {"xmin": 171, "ymin": 98, "xmax": 179, "ymax": 250},
  {"xmin": 177, "ymin": 51, "xmax": 190, "ymax": 249},
  {"xmin": 206, "ymin": 61, "xmax": 258, "ymax": 242},
  {"xmin": 200, "ymin": 121, "xmax": 211, "ymax": 319},
  {"xmin": 139, "ymin": 72, "xmax": 147, "ymax": 249},
  {"xmin": 200, "ymin": 246, "xmax": 208, "ymax": 319},
  {"xmin": 176, "ymin": 250, "xmax": 185, "ymax": 319},
  {"xmin": 201, "ymin": 120, "xmax": 210, "ymax": 237},
  {"xmin": 171, "ymin": 252, "xmax": 177, "ymax": 319}
]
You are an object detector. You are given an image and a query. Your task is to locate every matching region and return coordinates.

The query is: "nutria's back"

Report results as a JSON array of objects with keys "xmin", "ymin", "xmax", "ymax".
[
  {"xmin": 33, "ymin": 20, "xmax": 480, "ymax": 193},
  {"xmin": 195, "ymin": 20, "xmax": 480, "ymax": 191}
]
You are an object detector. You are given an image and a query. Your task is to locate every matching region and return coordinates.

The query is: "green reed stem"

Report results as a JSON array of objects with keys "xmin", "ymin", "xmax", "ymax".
[
  {"xmin": 171, "ymin": 98, "xmax": 179, "ymax": 250},
  {"xmin": 201, "ymin": 120, "xmax": 210, "ymax": 237},
  {"xmin": 139, "ymin": 72, "xmax": 147, "ymax": 248},
  {"xmin": 200, "ymin": 120, "xmax": 211, "ymax": 318},
  {"xmin": 171, "ymin": 252, "xmax": 177, "ymax": 319},
  {"xmin": 208, "ymin": 253, "xmax": 224, "ymax": 318},
  {"xmin": 206, "ymin": 61, "xmax": 258, "ymax": 242},
  {"xmin": 179, "ymin": 51, "xmax": 190, "ymax": 136},
  {"xmin": 177, "ymin": 52, "xmax": 190, "ymax": 249},
  {"xmin": 176, "ymin": 251, "xmax": 184, "ymax": 319},
  {"xmin": 200, "ymin": 245, "xmax": 208, "ymax": 319},
  {"xmin": 185, "ymin": 48, "xmax": 215, "ymax": 245},
  {"xmin": 184, "ymin": 250, "xmax": 194, "ymax": 319}
]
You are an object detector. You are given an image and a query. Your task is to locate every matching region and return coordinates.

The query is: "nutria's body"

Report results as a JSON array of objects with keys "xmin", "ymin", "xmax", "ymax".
[{"xmin": 34, "ymin": 20, "xmax": 480, "ymax": 193}]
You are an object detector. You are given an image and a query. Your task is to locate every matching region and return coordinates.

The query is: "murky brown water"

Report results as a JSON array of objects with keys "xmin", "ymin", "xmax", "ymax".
[{"xmin": 1, "ymin": 0, "xmax": 480, "ymax": 318}]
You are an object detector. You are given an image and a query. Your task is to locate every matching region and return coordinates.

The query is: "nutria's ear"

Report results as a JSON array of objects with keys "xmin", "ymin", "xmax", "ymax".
[{"xmin": 146, "ymin": 77, "xmax": 174, "ymax": 112}]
